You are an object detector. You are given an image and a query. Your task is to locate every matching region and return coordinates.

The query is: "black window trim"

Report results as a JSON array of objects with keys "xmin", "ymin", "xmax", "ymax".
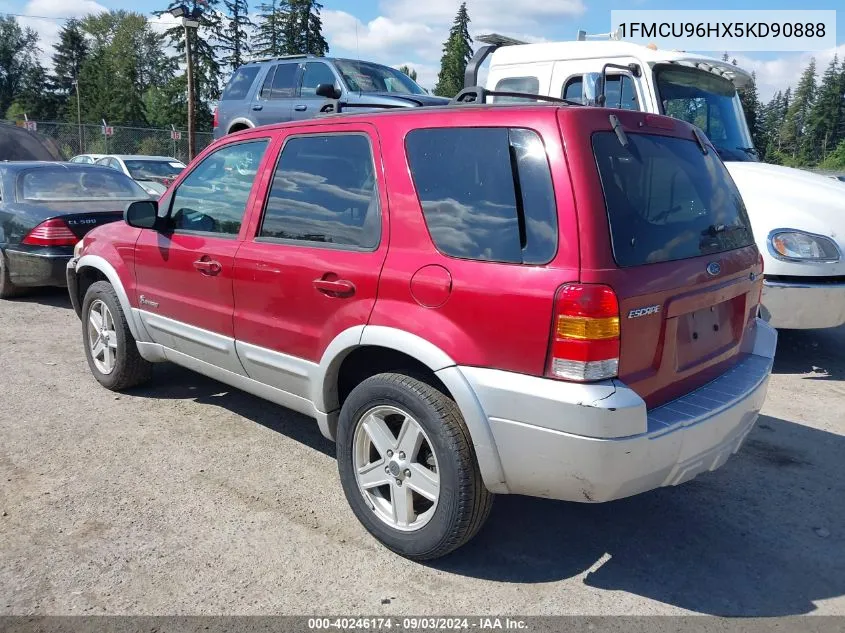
[
  {"xmin": 404, "ymin": 125, "xmax": 559, "ymax": 266},
  {"xmin": 254, "ymin": 130, "xmax": 383, "ymax": 252},
  {"xmin": 165, "ymin": 136, "xmax": 272, "ymax": 239}
]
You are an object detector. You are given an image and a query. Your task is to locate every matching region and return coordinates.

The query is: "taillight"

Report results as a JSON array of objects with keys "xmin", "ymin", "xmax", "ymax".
[
  {"xmin": 21, "ymin": 218, "xmax": 78, "ymax": 247},
  {"xmin": 547, "ymin": 284, "xmax": 620, "ymax": 382},
  {"xmin": 756, "ymin": 252, "xmax": 765, "ymax": 306},
  {"xmin": 212, "ymin": 106, "xmax": 219, "ymax": 129}
]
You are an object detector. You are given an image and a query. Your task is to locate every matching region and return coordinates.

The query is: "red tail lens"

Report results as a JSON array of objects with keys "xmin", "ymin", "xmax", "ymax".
[
  {"xmin": 547, "ymin": 284, "xmax": 620, "ymax": 382},
  {"xmin": 21, "ymin": 218, "xmax": 78, "ymax": 247},
  {"xmin": 212, "ymin": 106, "xmax": 219, "ymax": 129}
]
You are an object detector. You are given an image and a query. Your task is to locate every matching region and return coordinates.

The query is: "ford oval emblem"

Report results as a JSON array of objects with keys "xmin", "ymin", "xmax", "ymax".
[{"xmin": 706, "ymin": 261, "xmax": 722, "ymax": 277}]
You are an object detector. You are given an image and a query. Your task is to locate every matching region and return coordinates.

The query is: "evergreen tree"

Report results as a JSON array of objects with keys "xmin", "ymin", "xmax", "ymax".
[
  {"xmin": 398, "ymin": 65, "xmax": 418, "ymax": 82},
  {"xmin": 779, "ymin": 59, "xmax": 816, "ymax": 162},
  {"xmin": 254, "ymin": 0, "xmax": 286, "ymax": 57},
  {"xmin": 804, "ymin": 56, "xmax": 843, "ymax": 162},
  {"xmin": 0, "ymin": 17, "xmax": 44, "ymax": 117},
  {"xmin": 281, "ymin": 0, "xmax": 328, "ymax": 55},
  {"xmin": 219, "ymin": 0, "xmax": 253, "ymax": 70},
  {"xmin": 51, "ymin": 19, "xmax": 89, "ymax": 97},
  {"xmin": 434, "ymin": 2, "xmax": 473, "ymax": 97},
  {"xmin": 738, "ymin": 71, "xmax": 762, "ymax": 153}
]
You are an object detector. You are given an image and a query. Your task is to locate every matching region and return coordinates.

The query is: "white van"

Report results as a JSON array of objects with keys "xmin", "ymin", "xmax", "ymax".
[{"xmin": 476, "ymin": 35, "xmax": 845, "ymax": 330}]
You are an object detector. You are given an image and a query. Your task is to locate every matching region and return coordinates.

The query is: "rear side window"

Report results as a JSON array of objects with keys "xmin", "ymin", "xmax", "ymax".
[
  {"xmin": 221, "ymin": 66, "xmax": 261, "ymax": 101},
  {"xmin": 406, "ymin": 127, "xmax": 557, "ymax": 264},
  {"xmin": 493, "ymin": 77, "xmax": 539, "ymax": 102},
  {"xmin": 259, "ymin": 134, "xmax": 380, "ymax": 249},
  {"xmin": 593, "ymin": 132, "xmax": 753, "ymax": 267},
  {"xmin": 271, "ymin": 64, "xmax": 298, "ymax": 98}
]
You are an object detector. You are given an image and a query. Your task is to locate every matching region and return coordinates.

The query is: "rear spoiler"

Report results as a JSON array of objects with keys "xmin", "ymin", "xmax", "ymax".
[{"xmin": 463, "ymin": 33, "xmax": 528, "ymax": 89}]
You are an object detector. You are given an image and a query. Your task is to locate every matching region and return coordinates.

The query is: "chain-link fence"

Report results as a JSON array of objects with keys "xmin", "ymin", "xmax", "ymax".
[{"xmin": 5, "ymin": 121, "xmax": 214, "ymax": 164}]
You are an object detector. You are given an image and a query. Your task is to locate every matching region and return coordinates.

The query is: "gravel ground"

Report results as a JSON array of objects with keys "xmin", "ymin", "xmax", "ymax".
[{"xmin": 1, "ymin": 289, "xmax": 843, "ymax": 616}]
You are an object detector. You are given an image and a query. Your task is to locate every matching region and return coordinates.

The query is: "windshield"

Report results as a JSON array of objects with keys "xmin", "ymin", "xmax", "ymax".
[
  {"xmin": 334, "ymin": 60, "xmax": 427, "ymax": 95},
  {"xmin": 19, "ymin": 168, "xmax": 147, "ymax": 201},
  {"xmin": 655, "ymin": 65, "xmax": 757, "ymax": 163},
  {"xmin": 593, "ymin": 131, "xmax": 754, "ymax": 267},
  {"xmin": 124, "ymin": 160, "xmax": 185, "ymax": 180}
]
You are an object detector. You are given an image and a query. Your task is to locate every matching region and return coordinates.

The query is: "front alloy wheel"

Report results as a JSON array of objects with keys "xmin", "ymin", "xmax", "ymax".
[{"xmin": 87, "ymin": 299, "xmax": 118, "ymax": 374}]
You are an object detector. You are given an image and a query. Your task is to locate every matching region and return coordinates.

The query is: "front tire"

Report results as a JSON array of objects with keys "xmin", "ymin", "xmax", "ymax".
[
  {"xmin": 337, "ymin": 373, "xmax": 493, "ymax": 560},
  {"xmin": 82, "ymin": 281, "xmax": 152, "ymax": 390}
]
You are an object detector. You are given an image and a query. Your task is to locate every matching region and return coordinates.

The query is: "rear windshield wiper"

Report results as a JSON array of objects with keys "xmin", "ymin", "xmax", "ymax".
[{"xmin": 705, "ymin": 223, "xmax": 747, "ymax": 236}]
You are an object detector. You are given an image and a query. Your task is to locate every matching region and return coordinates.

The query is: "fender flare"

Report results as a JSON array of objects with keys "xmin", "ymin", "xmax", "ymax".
[
  {"xmin": 227, "ymin": 118, "xmax": 256, "ymax": 134},
  {"xmin": 75, "ymin": 254, "xmax": 146, "ymax": 342},
  {"xmin": 314, "ymin": 325, "xmax": 508, "ymax": 493}
]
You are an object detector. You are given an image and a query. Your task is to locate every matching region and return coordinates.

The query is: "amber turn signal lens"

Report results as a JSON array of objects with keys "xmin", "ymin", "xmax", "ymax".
[{"xmin": 556, "ymin": 315, "xmax": 620, "ymax": 341}]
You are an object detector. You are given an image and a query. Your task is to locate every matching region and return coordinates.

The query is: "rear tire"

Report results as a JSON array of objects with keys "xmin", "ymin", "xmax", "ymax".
[
  {"xmin": 337, "ymin": 373, "xmax": 493, "ymax": 560},
  {"xmin": 0, "ymin": 251, "xmax": 25, "ymax": 299},
  {"xmin": 82, "ymin": 281, "xmax": 152, "ymax": 390}
]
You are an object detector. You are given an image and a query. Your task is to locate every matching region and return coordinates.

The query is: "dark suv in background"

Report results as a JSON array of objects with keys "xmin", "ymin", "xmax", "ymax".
[{"xmin": 213, "ymin": 55, "xmax": 449, "ymax": 137}]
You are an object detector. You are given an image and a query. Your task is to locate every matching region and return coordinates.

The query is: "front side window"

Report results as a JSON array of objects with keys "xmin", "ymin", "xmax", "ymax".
[
  {"xmin": 259, "ymin": 134, "xmax": 379, "ymax": 249},
  {"xmin": 300, "ymin": 62, "xmax": 338, "ymax": 97},
  {"xmin": 406, "ymin": 127, "xmax": 557, "ymax": 264},
  {"xmin": 593, "ymin": 131, "xmax": 754, "ymax": 267},
  {"xmin": 493, "ymin": 77, "xmax": 539, "ymax": 102},
  {"xmin": 169, "ymin": 140, "xmax": 268, "ymax": 236},
  {"xmin": 563, "ymin": 75, "xmax": 640, "ymax": 110}
]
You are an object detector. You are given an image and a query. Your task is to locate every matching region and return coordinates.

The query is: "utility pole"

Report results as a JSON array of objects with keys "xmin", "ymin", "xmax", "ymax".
[
  {"xmin": 73, "ymin": 80, "xmax": 83, "ymax": 154},
  {"xmin": 185, "ymin": 23, "xmax": 196, "ymax": 161},
  {"xmin": 170, "ymin": 4, "xmax": 202, "ymax": 161}
]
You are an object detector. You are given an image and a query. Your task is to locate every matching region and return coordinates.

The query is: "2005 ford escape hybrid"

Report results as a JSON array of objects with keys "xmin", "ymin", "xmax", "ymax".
[{"xmin": 67, "ymin": 102, "xmax": 777, "ymax": 560}]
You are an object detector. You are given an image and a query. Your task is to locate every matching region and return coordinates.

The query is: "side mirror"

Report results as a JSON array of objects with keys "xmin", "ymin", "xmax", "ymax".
[
  {"xmin": 582, "ymin": 73, "xmax": 603, "ymax": 106},
  {"xmin": 125, "ymin": 200, "xmax": 159, "ymax": 229},
  {"xmin": 316, "ymin": 83, "xmax": 341, "ymax": 100}
]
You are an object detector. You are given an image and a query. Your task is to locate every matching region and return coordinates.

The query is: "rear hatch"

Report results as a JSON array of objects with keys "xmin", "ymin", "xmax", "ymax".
[{"xmin": 563, "ymin": 109, "xmax": 762, "ymax": 408}]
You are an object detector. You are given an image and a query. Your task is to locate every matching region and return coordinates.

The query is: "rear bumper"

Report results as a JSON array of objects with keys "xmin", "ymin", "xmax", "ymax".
[
  {"xmin": 4, "ymin": 247, "xmax": 72, "ymax": 287},
  {"xmin": 761, "ymin": 278, "xmax": 845, "ymax": 329},
  {"xmin": 460, "ymin": 319, "xmax": 777, "ymax": 502}
]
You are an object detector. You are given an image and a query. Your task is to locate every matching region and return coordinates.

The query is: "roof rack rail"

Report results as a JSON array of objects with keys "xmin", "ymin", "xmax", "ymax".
[
  {"xmin": 247, "ymin": 54, "xmax": 315, "ymax": 64},
  {"xmin": 316, "ymin": 99, "xmax": 411, "ymax": 116},
  {"xmin": 451, "ymin": 86, "xmax": 577, "ymax": 106},
  {"xmin": 464, "ymin": 33, "xmax": 528, "ymax": 90}
]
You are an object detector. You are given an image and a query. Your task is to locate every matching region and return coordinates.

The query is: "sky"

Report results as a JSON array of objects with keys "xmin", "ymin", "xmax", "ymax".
[{"xmin": 1, "ymin": 0, "xmax": 844, "ymax": 101}]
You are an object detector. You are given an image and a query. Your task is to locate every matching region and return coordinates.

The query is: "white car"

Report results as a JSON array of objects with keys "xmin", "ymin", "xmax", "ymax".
[
  {"xmin": 69, "ymin": 153, "xmax": 106, "ymax": 164},
  {"xmin": 476, "ymin": 35, "xmax": 845, "ymax": 330},
  {"xmin": 95, "ymin": 155, "xmax": 186, "ymax": 197}
]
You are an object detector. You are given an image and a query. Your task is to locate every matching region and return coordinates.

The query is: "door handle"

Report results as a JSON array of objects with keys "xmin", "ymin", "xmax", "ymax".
[
  {"xmin": 294, "ymin": 104, "xmax": 307, "ymax": 111},
  {"xmin": 252, "ymin": 104, "xmax": 264, "ymax": 111},
  {"xmin": 193, "ymin": 258, "xmax": 222, "ymax": 276},
  {"xmin": 313, "ymin": 277, "xmax": 355, "ymax": 297}
]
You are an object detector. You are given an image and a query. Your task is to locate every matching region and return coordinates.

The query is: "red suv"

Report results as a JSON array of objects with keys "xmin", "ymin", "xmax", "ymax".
[{"xmin": 67, "ymin": 103, "xmax": 777, "ymax": 559}]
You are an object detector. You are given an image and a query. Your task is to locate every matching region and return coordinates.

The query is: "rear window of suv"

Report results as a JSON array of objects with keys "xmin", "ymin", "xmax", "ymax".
[
  {"xmin": 221, "ymin": 66, "xmax": 261, "ymax": 101},
  {"xmin": 406, "ymin": 127, "xmax": 557, "ymax": 264},
  {"xmin": 592, "ymin": 132, "xmax": 753, "ymax": 267}
]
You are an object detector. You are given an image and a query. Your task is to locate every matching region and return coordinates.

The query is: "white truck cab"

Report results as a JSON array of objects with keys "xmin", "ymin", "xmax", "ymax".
[{"xmin": 477, "ymin": 35, "xmax": 845, "ymax": 330}]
